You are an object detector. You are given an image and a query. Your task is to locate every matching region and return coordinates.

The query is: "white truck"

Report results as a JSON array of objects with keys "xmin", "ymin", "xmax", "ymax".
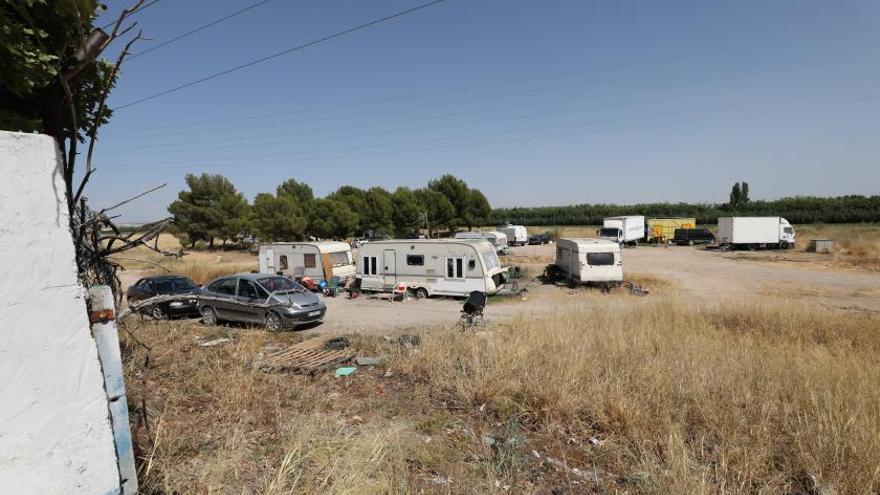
[
  {"xmin": 598, "ymin": 215, "xmax": 645, "ymax": 245},
  {"xmin": 497, "ymin": 225, "xmax": 529, "ymax": 246},
  {"xmin": 717, "ymin": 217, "xmax": 795, "ymax": 249}
]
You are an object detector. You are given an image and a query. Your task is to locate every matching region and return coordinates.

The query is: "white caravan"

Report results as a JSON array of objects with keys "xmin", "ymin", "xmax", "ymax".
[
  {"xmin": 454, "ymin": 230, "xmax": 509, "ymax": 254},
  {"xmin": 599, "ymin": 215, "xmax": 645, "ymax": 244},
  {"xmin": 259, "ymin": 241, "xmax": 356, "ymax": 281},
  {"xmin": 555, "ymin": 238, "xmax": 623, "ymax": 284},
  {"xmin": 357, "ymin": 239, "xmax": 507, "ymax": 297},
  {"xmin": 498, "ymin": 225, "xmax": 529, "ymax": 246},
  {"xmin": 717, "ymin": 217, "xmax": 795, "ymax": 249}
]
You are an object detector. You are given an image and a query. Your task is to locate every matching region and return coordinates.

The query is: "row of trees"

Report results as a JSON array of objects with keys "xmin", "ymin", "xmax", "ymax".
[
  {"xmin": 168, "ymin": 174, "xmax": 492, "ymax": 246},
  {"xmin": 492, "ymin": 194, "xmax": 880, "ymax": 226}
]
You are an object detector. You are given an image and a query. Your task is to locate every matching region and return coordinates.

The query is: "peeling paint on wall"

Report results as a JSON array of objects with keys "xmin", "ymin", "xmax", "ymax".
[{"xmin": 0, "ymin": 132, "xmax": 122, "ymax": 494}]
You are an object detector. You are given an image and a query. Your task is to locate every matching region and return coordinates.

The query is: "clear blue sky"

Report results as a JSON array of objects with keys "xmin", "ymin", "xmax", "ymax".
[{"xmin": 90, "ymin": 0, "xmax": 880, "ymax": 223}]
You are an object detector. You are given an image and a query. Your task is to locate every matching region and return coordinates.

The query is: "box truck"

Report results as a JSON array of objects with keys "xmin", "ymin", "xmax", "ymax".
[
  {"xmin": 717, "ymin": 217, "xmax": 795, "ymax": 249},
  {"xmin": 553, "ymin": 238, "xmax": 623, "ymax": 285},
  {"xmin": 598, "ymin": 216, "xmax": 645, "ymax": 245},
  {"xmin": 357, "ymin": 239, "xmax": 507, "ymax": 298},
  {"xmin": 498, "ymin": 225, "xmax": 529, "ymax": 246},
  {"xmin": 646, "ymin": 217, "xmax": 696, "ymax": 243}
]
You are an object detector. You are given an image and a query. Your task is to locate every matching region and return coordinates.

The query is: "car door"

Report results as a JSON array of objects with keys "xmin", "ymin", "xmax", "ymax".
[
  {"xmin": 210, "ymin": 277, "xmax": 239, "ymax": 320},
  {"xmin": 235, "ymin": 279, "xmax": 265, "ymax": 323}
]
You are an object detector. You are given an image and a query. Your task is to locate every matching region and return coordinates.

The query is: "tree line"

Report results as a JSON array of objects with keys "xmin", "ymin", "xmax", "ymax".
[
  {"xmin": 168, "ymin": 174, "xmax": 491, "ymax": 247},
  {"xmin": 492, "ymin": 194, "xmax": 880, "ymax": 226}
]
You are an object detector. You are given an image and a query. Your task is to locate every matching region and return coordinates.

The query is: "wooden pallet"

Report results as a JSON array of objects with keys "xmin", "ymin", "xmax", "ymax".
[{"xmin": 257, "ymin": 336, "xmax": 353, "ymax": 373}]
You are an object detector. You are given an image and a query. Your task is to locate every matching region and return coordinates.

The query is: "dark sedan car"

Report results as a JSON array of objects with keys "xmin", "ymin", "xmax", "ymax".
[
  {"xmin": 199, "ymin": 274, "xmax": 327, "ymax": 331},
  {"xmin": 126, "ymin": 275, "xmax": 201, "ymax": 319}
]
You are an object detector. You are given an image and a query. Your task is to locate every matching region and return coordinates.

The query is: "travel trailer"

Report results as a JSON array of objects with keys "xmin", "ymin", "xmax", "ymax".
[
  {"xmin": 717, "ymin": 217, "xmax": 795, "ymax": 249},
  {"xmin": 598, "ymin": 216, "xmax": 645, "ymax": 244},
  {"xmin": 554, "ymin": 238, "xmax": 623, "ymax": 285},
  {"xmin": 356, "ymin": 239, "xmax": 507, "ymax": 297},
  {"xmin": 453, "ymin": 230, "xmax": 509, "ymax": 254},
  {"xmin": 258, "ymin": 242, "xmax": 356, "ymax": 282},
  {"xmin": 498, "ymin": 225, "xmax": 529, "ymax": 246}
]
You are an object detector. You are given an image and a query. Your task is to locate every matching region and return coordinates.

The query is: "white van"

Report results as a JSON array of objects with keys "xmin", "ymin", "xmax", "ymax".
[
  {"xmin": 498, "ymin": 225, "xmax": 529, "ymax": 246},
  {"xmin": 554, "ymin": 238, "xmax": 623, "ymax": 284},
  {"xmin": 259, "ymin": 242, "xmax": 356, "ymax": 282},
  {"xmin": 454, "ymin": 230, "xmax": 509, "ymax": 254},
  {"xmin": 357, "ymin": 239, "xmax": 507, "ymax": 297}
]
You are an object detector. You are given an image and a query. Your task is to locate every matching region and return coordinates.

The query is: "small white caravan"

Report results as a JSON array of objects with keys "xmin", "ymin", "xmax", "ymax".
[
  {"xmin": 356, "ymin": 239, "xmax": 507, "ymax": 297},
  {"xmin": 259, "ymin": 241, "xmax": 356, "ymax": 281},
  {"xmin": 555, "ymin": 238, "xmax": 623, "ymax": 284},
  {"xmin": 454, "ymin": 230, "xmax": 509, "ymax": 254},
  {"xmin": 498, "ymin": 225, "xmax": 529, "ymax": 246}
]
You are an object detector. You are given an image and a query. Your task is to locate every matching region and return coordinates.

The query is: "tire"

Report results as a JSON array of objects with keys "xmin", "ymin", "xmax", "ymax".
[
  {"xmin": 265, "ymin": 311, "xmax": 283, "ymax": 332},
  {"xmin": 201, "ymin": 306, "xmax": 218, "ymax": 326},
  {"xmin": 415, "ymin": 287, "xmax": 429, "ymax": 299},
  {"xmin": 150, "ymin": 305, "xmax": 166, "ymax": 320}
]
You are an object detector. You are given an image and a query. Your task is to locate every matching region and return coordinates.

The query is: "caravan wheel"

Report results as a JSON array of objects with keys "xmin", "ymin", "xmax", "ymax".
[{"xmin": 414, "ymin": 287, "xmax": 429, "ymax": 299}]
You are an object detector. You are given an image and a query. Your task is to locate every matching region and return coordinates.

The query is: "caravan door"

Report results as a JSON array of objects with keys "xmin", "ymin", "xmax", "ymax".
[
  {"xmin": 382, "ymin": 249, "xmax": 397, "ymax": 289},
  {"xmin": 263, "ymin": 248, "xmax": 275, "ymax": 274}
]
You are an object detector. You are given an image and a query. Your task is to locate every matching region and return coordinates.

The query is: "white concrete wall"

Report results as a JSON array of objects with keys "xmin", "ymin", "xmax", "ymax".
[{"xmin": 0, "ymin": 132, "xmax": 121, "ymax": 494}]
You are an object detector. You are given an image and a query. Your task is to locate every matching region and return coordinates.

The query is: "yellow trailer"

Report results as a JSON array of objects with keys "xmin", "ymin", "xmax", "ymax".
[{"xmin": 646, "ymin": 218, "xmax": 696, "ymax": 243}]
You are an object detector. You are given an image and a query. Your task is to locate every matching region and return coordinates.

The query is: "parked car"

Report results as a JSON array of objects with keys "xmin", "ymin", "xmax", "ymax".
[
  {"xmin": 673, "ymin": 228, "xmax": 716, "ymax": 246},
  {"xmin": 126, "ymin": 275, "xmax": 201, "ymax": 319},
  {"xmin": 199, "ymin": 274, "xmax": 326, "ymax": 331},
  {"xmin": 528, "ymin": 233, "xmax": 551, "ymax": 245}
]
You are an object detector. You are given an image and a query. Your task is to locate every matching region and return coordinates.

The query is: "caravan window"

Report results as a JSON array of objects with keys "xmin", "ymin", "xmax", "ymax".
[
  {"xmin": 406, "ymin": 255, "xmax": 424, "ymax": 266},
  {"xmin": 279, "ymin": 255, "xmax": 288, "ymax": 270},
  {"xmin": 481, "ymin": 251, "xmax": 500, "ymax": 271},
  {"xmin": 587, "ymin": 252, "xmax": 615, "ymax": 266},
  {"xmin": 329, "ymin": 251, "xmax": 350, "ymax": 266},
  {"xmin": 304, "ymin": 253, "xmax": 317, "ymax": 268},
  {"xmin": 363, "ymin": 256, "xmax": 378, "ymax": 276},
  {"xmin": 446, "ymin": 257, "xmax": 465, "ymax": 279}
]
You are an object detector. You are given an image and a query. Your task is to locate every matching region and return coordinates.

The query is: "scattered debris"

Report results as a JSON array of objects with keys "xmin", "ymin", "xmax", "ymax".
[
  {"xmin": 257, "ymin": 336, "xmax": 354, "ymax": 374},
  {"xmin": 532, "ymin": 450, "xmax": 541, "ymax": 459},
  {"xmin": 425, "ymin": 474, "xmax": 452, "ymax": 485},
  {"xmin": 397, "ymin": 334, "xmax": 421, "ymax": 347},
  {"xmin": 198, "ymin": 337, "xmax": 230, "ymax": 347},
  {"xmin": 334, "ymin": 366, "xmax": 356, "ymax": 377},
  {"xmin": 324, "ymin": 336, "xmax": 351, "ymax": 350},
  {"xmin": 383, "ymin": 368, "xmax": 393, "ymax": 377},
  {"xmin": 546, "ymin": 457, "xmax": 588, "ymax": 479},
  {"xmin": 481, "ymin": 435, "xmax": 496, "ymax": 447},
  {"xmin": 355, "ymin": 356, "xmax": 383, "ymax": 366},
  {"xmin": 624, "ymin": 282, "xmax": 650, "ymax": 296}
]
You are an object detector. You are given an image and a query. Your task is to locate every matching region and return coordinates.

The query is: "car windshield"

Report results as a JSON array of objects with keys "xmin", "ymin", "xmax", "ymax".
[
  {"xmin": 154, "ymin": 277, "xmax": 197, "ymax": 292},
  {"xmin": 256, "ymin": 276, "xmax": 305, "ymax": 294}
]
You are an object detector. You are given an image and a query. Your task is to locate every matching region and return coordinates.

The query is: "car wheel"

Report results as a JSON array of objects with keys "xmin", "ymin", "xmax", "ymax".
[
  {"xmin": 201, "ymin": 306, "xmax": 218, "ymax": 326},
  {"xmin": 150, "ymin": 305, "xmax": 166, "ymax": 320},
  {"xmin": 266, "ymin": 312, "xmax": 283, "ymax": 332},
  {"xmin": 415, "ymin": 287, "xmax": 429, "ymax": 299}
]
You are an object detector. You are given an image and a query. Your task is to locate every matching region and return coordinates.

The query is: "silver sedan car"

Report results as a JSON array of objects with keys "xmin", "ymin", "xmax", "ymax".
[{"xmin": 199, "ymin": 273, "xmax": 326, "ymax": 331}]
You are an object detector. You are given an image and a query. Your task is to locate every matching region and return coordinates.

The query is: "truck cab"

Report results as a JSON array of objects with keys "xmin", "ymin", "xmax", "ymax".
[
  {"xmin": 598, "ymin": 227, "xmax": 622, "ymax": 244},
  {"xmin": 779, "ymin": 219, "xmax": 796, "ymax": 248}
]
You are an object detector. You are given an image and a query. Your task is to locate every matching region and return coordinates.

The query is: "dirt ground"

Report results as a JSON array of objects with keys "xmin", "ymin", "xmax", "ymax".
[{"xmin": 120, "ymin": 239, "xmax": 880, "ymax": 338}]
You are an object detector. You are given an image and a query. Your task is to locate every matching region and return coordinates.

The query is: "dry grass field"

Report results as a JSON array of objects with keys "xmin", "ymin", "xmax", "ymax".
[
  {"xmin": 124, "ymin": 297, "xmax": 880, "ymax": 494},
  {"xmin": 118, "ymin": 226, "xmax": 880, "ymax": 493}
]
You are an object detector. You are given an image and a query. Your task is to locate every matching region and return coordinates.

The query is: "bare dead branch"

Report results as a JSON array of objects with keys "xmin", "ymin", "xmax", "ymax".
[{"xmin": 101, "ymin": 183, "xmax": 167, "ymax": 214}]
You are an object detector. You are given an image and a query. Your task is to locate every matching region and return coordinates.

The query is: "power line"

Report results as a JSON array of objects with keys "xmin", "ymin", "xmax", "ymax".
[
  {"xmin": 103, "ymin": 55, "xmax": 687, "ymax": 134},
  {"xmin": 103, "ymin": 67, "xmax": 762, "ymax": 142},
  {"xmin": 114, "ymin": 0, "xmax": 448, "ymax": 110},
  {"xmin": 127, "ymin": 0, "xmax": 274, "ymax": 61}
]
